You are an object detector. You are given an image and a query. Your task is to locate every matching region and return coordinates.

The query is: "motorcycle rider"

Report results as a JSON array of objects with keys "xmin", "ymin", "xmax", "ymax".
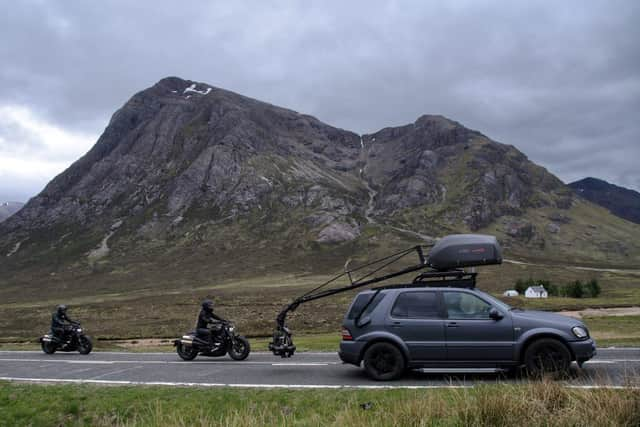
[
  {"xmin": 51, "ymin": 304, "xmax": 75, "ymax": 341},
  {"xmin": 196, "ymin": 299, "xmax": 227, "ymax": 345}
]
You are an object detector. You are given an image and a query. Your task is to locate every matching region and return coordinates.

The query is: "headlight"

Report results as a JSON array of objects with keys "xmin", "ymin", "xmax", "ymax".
[
  {"xmin": 228, "ymin": 327, "xmax": 235, "ymax": 333},
  {"xmin": 572, "ymin": 326, "xmax": 588, "ymax": 338},
  {"xmin": 76, "ymin": 328, "xmax": 83, "ymax": 333}
]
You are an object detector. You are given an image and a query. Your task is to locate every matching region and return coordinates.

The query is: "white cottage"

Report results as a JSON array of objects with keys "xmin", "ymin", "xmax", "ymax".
[
  {"xmin": 503, "ymin": 290, "xmax": 519, "ymax": 297},
  {"xmin": 525, "ymin": 286, "xmax": 548, "ymax": 298}
]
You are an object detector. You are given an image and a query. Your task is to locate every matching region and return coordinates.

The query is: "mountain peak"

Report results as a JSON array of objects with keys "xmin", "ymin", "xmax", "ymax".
[
  {"xmin": 569, "ymin": 177, "xmax": 640, "ymax": 224},
  {"xmin": 414, "ymin": 114, "xmax": 455, "ymax": 126}
]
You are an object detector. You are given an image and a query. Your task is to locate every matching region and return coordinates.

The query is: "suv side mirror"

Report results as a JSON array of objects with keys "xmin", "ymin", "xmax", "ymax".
[{"xmin": 489, "ymin": 308, "xmax": 503, "ymax": 320}]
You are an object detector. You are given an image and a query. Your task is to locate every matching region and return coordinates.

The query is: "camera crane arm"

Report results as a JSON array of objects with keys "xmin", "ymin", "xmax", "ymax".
[
  {"xmin": 269, "ymin": 246, "xmax": 429, "ymax": 357},
  {"xmin": 267, "ymin": 234, "xmax": 503, "ymax": 358}
]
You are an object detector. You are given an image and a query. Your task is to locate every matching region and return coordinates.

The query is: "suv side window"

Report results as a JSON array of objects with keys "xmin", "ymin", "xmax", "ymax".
[
  {"xmin": 444, "ymin": 292, "xmax": 492, "ymax": 319},
  {"xmin": 391, "ymin": 291, "xmax": 440, "ymax": 318}
]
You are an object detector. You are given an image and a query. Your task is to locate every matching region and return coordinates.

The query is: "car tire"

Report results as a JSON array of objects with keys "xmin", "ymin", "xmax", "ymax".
[
  {"xmin": 524, "ymin": 338, "xmax": 571, "ymax": 378},
  {"xmin": 363, "ymin": 342, "xmax": 405, "ymax": 381}
]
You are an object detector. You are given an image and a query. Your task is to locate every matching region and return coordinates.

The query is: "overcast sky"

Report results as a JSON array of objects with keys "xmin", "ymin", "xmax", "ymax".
[{"xmin": 1, "ymin": 0, "xmax": 639, "ymax": 202}]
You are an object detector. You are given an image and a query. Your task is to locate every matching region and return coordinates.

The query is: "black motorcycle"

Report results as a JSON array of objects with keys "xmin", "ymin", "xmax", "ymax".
[
  {"xmin": 173, "ymin": 321, "xmax": 250, "ymax": 361},
  {"xmin": 40, "ymin": 322, "xmax": 93, "ymax": 355}
]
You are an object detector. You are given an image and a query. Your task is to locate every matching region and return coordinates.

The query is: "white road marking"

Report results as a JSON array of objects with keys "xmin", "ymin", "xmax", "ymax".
[
  {"xmin": 63, "ymin": 368, "xmax": 96, "ymax": 375},
  {"xmin": 0, "ymin": 377, "xmax": 638, "ymax": 390},
  {"xmin": 0, "ymin": 351, "xmax": 341, "ymax": 356},
  {"xmin": 567, "ymin": 385, "xmax": 640, "ymax": 390},
  {"xmin": 89, "ymin": 366, "xmax": 140, "ymax": 380},
  {"xmin": 0, "ymin": 359, "xmax": 114, "ymax": 364},
  {"xmin": 0, "ymin": 377, "xmax": 470, "ymax": 389},
  {"xmin": 584, "ymin": 359, "xmax": 640, "ymax": 364},
  {"xmin": 0, "ymin": 358, "xmax": 338, "ymax": 366},
  {"xmin": 271, "ymin": 363, "xmax": 329, "ymax": 366}
]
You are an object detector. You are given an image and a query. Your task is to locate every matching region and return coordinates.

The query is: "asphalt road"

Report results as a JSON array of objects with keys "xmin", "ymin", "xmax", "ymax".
[{"xmin": 0, "ymin": 349, "xmax": 638, "ymax": 389}]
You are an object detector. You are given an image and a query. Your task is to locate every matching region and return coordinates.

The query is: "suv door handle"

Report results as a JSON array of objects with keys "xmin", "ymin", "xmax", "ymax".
[
  {"xmin": 447, "ymin": 322, "xmax": 459, "ymax": 328},
  {"xmin": 391, "ymin": 321, "xmax": 402, "ymax": 328}
]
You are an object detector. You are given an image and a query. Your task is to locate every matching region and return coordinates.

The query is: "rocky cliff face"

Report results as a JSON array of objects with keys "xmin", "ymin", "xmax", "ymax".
[
  {"xmin": 1, "ymin": 77, "xmax": 638, "ymax": 282},
  {"xmin": 569, "ymin": 178, "xmax": 640, "ymax": 224},
  {"xmin": 362, "ymin": 115, "xmax": 569, "ymax": 232}
]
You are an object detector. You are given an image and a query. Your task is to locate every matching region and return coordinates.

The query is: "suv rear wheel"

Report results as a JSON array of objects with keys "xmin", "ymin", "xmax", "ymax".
[
  {"xmin": 363, "ymin": 342, "xmax": 405, "ymax": 381},
  {"xmin": 524, "ymin": 338, "xmax": 571, "ymax": 378}
]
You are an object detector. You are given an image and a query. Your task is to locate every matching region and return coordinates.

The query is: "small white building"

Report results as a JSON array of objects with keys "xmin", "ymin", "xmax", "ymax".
[
  {"xmin": 503, "ymin": 290, "xmax": 519, "ymax": 297},
  {"xmin": 525, "ymin": 286, "xmax": 548, "ymax": 298}
]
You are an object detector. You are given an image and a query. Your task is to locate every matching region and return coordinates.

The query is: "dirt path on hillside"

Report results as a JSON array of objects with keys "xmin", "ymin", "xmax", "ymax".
[
  {"xmin": 558, "ymin": 306, "xmax": 640, "ymax": 319},
  {"xmin": 504, "ymin": 259, "xmax": 640, "ymax": 275}
]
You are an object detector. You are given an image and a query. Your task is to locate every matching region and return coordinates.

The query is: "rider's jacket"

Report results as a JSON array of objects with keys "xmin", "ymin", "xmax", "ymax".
[
  {"xmin": 51, "ymin": 311, "xmax": 72, "ymax": 330},
  {"xmin": 196, "ymin": 308, "xmax": 224, "ymax": 329}
]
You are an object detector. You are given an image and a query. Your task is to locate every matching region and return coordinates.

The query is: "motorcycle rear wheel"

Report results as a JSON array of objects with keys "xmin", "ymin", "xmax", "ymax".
[
  {"xmin": 177, "ymin": 343, "xmax": 198, "ymax": 361},
  {"xmin": 78, "ymin": 336, "xmax": 93, "ymax": 355},
  {"xmin": 229, "ymin": 336, "xmax": 250, "ymax": 361},
  {"xmin": 41, "ymin": 340, "xmax": 56, "ymax": 354}
]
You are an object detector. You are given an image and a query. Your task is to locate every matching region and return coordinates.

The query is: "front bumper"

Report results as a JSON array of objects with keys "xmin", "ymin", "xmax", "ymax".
[{"xmin": 569, "ymin": 338, "xmax": 597, "ymax": 363}]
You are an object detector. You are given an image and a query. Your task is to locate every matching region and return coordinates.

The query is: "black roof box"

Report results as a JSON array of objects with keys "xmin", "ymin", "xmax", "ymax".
[{"xmin": 427, "ymin": 234, "xmax": 502, "ymax": 271}]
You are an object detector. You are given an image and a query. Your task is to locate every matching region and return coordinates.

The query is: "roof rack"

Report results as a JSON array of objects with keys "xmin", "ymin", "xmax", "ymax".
[{"xmin": 372, "ymin": 269, "xmax": 477, "ymax": 291}]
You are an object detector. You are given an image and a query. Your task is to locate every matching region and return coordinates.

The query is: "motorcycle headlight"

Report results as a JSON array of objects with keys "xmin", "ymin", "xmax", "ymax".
[
  {"xmin": 228, "ymin": 326, "xmax": 235, "ymax": 333},
  {"xmin": 572, "ymin": 326, "xmax": 588, "ymax": 339},
  {"xmin": 76, "ymin": 328, "xmax": 82, "ymax": 333}
]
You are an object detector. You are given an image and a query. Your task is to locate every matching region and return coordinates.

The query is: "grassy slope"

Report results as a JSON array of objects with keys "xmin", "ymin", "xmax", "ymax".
[
  {"xmin": 1, "ymin": 382, "xmax": 639, "ymax": 427},
  {"xmin": 1, "ymin": 256, "xmax": 639, "ymax": 342},
  {"xmin": 482, "ymin": 198, "xmax": 640, "ymax": 266}
]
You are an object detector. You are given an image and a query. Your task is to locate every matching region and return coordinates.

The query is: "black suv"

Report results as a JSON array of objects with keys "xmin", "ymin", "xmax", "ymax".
[{"xmin": 339, "ymin": 285, "xmax": 596, "ymax": 380}]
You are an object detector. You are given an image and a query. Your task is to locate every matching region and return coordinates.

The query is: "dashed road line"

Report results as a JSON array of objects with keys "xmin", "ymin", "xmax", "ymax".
[
  {"xmin": 0, "ymin": 358, "xmax": 338, "ymax": 366},
  {"xmin": 89, "ymin": 366, "xmax": 140, "ymax": 380}
]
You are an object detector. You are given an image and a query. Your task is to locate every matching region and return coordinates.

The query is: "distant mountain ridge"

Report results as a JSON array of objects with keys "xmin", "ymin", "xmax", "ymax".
[
  {"xmin": 1, "ymin": 77, "xmax": 639, "ymax": 296},
  {"xmin": 569, "ymin": 177, "xmax": 640, "ymax": 224},
  {"xmin": 0, "ymin": 202, "xmax": 24, "ymax": 223}
]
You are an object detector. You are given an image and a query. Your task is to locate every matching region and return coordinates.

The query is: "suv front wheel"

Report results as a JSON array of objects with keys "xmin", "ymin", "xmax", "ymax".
[
  {"xmin": 363, "ymin": 342, "xmax": 406, "ymax": 381},
  {"xmin": 524, "ymin": 338, "xmax": 571, "ymax": 378}
]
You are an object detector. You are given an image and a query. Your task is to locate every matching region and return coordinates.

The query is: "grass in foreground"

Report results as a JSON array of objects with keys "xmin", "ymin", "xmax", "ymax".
[{"xmin": 1, "ymin": 382, "xmax": 639, "ymax": 427}]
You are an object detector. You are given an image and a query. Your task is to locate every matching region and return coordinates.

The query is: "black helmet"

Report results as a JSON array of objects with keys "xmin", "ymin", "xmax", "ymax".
[
  {"xmin": 202, "ymin": 299, "xmax": 214, "ymax": 312},
  {"xmin": 57, "ymin": 304, "xmax": 67, "ymax": 314}
]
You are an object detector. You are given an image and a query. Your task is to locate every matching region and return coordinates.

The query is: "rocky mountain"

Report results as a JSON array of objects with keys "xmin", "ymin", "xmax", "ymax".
[
  {"xmin": 569, "ymin": 178, "xmax": 640, "ymax": 224},
  {"xmin": 0, "ymin": 202, "xmax": 24, "ymax": 223},
  {"xmin": 1, "ymin": 77, "xmax": 639, "ymax": 297}
]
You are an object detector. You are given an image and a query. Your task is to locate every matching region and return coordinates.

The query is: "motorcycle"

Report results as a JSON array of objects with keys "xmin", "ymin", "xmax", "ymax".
[
  {"xmin": 40, "ymin": 322, "xmax": 93, "ymax": 355},
  {"xmin": 173, "ymin": 321, "xmax": 250, "ymax": 361}
]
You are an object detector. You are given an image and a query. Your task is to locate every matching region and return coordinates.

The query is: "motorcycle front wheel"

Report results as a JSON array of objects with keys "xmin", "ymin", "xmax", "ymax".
[
  {"xmin": 78, "ymin": 336, "xmax": 93, "ymax": 355},
  {"xmin": 41, "ymin": 340, "xmax": 56, "ymax": 354},
  {"xmin": 176, "ymin": 343, "xmax": 198, "ymax": 361},
  {"xmin": 229, "ymin": 336, "xmax": 250, "ymax": 361}
]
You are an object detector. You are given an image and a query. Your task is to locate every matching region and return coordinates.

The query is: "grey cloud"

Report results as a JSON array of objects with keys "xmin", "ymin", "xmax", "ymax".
[{"xmin": 0, "ymin": 0, "xmax": 639, "ymax": 200}]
